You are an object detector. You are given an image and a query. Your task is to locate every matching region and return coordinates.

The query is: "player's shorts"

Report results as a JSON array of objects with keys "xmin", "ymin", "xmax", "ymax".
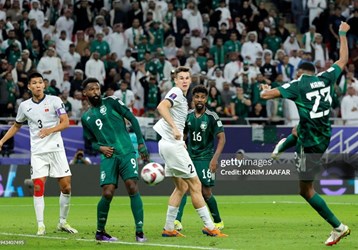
[
  {"xmin": 193, "ymin": 160, "xmax": 215, "ymax": 187},
  {"xmin": 158, "ymin": 139, "xmax": 197, "ymax": 179},
  {"xmin": 100, "ymin": 152, "xmax": 138, "ymax": 187},
  {"xmin": 295, "ymin": 139, "xmax": 330, "ymax": 181},
  {"xmin": 30, "ymin": 151, "xmax": 71, "ymax": 179}
]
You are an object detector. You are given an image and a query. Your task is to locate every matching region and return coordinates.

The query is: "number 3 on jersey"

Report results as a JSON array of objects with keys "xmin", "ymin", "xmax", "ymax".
[{"xmin": 306, "ymin": 86, "xmax": 332, "ymax": 119}]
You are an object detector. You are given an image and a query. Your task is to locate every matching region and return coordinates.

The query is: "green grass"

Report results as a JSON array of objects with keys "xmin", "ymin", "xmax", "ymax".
[{"xmin": 0, "ymin": 195, "xmax": 357, "ymax": 250}]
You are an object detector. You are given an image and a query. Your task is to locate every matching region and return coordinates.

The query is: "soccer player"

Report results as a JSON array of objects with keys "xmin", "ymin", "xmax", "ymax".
[
  {"xmin": 81, "ymin": 77, "xmax": 149, "ymax": 242},
  {"xmin": 260, "ymin": 22, "xmax": 351, "ymax": 246},
  {"xmin": 153, "ymin": 66, "xmax": 227, "ymax": 237},
  {"xmin": 174, "ymin": 85, "xmax": 226, "ymax": 231},
  {"xmin": 0, "ymin": 72, "xmax": 77, "ymax": 236}
]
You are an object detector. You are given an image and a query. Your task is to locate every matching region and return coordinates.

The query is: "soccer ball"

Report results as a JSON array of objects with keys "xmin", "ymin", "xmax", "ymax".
[{"xmin": 141, "ymin": 162, "xmax": 165, "ymax": 186}]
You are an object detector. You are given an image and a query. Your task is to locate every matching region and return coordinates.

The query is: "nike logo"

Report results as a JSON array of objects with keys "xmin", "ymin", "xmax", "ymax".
[
  {"xmin": 65, "ymin": 169, "xmax": 70, "ymax": 173},
  {"xmin": 27, "ymin": 108, "xmax": 32, "ymax": 112}
]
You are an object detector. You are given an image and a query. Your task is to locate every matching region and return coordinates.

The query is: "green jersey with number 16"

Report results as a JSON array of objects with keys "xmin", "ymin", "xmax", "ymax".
[
  {"xmin": 278, "ymin": 64, "xmax": 342, "ymax": 147},
  {"xmin": 185, "ymin": 109, "xmax": 224, "ymax": 160}
]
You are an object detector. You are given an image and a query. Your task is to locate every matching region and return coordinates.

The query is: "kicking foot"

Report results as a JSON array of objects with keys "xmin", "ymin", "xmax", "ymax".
[
  {"xmin": 214, "ymin": 221, "xmax": 224, "ymax": 230},
  {"xmin": 174, "ymin": 220, "xmax": 183, "ymax": 231},
  {"xmin": 57, "ymin": 222, "xmax": 78, "ymax": 234},
  {"xmin": 325, "ymin": 224, "xmax": 350, "ymax": 246},
  {"xmin": 272, "ymin": 138, "xmax": 286, "ymax": 160}
]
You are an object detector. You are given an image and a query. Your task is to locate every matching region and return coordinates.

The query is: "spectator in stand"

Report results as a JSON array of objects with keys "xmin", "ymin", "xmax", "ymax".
[
  {"xmin": 224, "ymin": 52, "xmax": 244, "ymax": 83},
  {"xmin": 28, "ymin": 0, "xmax": 44, "ymax": 28},
  {"xmin": 70, "ymin": 69, "xmax": 84, "ymax": 96},
  {"xmin": 207, "ymin": 86, "xmax": 224, "ymax": 115},
  {"xmin": 172, "ymin": 8, "xmax": 190, "ymax": 48},
  {"xmin": 183, "ymin": 1, "xmax": 203, "ymax": 34},
  {"xmin": 70, "ymin": 149, "xmax": 92, "ymax": 165},
  {"xmin": 241, "ymin": 31, "xmax": 263, "ymax": 65},
  {"xmin": 230, "ymin": 85, "xmax": 252, "ymax": 125},
  {"xmin": 56, "ymin": 30, "xmax": 73, "ymax": 59},
  {"xmin": 328, "ymin": 7, "xmax": 346, "ymax": 60},
  {"xmin": 347, "ymin": 8, "xmax": 358, "ymax": 50},
  {"xmin": 260, "ymin": 52, "xmax": 277, "ymax": 82},
  {"xmin": 55, "ymin": 9, "xmax": 74, "ymax": 41},
  {"xmin": 68, "ymin": 90, "xmax": 83, "ymax": 122},
  {"xmin": 73, "ymin": 0, "xmax": 93, "ymax": 34},
  {"xmin": 276, "ymin": 17, "xmax": 290, "ymax": 42},
  {"xmin": 125, "ymin": 18, "xmax": 144, "ymax": 49},
  {"xmin": 37, "ymin": 47, "xmax": 63, "ymax": 90},
  {"xmin": 341, "ymin": 86, "xmax": 358, "ymax": 125},
  {"xmin": 249, "ymin": 103, "xmax": 267, "ymax": 125},
  {"xmin": 109, "ymin": 23, "xmax": 128, "ymax": 60},
  {"xmin": 85, "ymin": 51, "xmax": 106, "ymax": 86},
  {"xmin": 311, "ymin": 33, "xmax": 329, "ymax": 72},
  {"xmin": 110, "ymin": 0, "xmax": 126, "ymax": 27},
  {"xmin": 307, "ymin": 0, "xmax": 327, "ymax": 26},
  {"xmin": 277, "ymin": 55, "xmax": 295, "ymax": 82},
  {"xmin": 62, "ymin": 44, "xmax": 81, "ymax": 78},
  {"xmin": 114, "ymin": 81, "xmax": 135, "ymax": 112},
  {"xmin": 283, "ymin": 33, "xmax": 301, "ymax": 56}
]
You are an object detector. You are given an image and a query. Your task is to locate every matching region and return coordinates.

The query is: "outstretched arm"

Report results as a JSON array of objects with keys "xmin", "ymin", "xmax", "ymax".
[
  {"xmin": 260, "ymin": 84, "xmax": 282, "ymax": 100},
  {"xmin": 0, "ymin": 123, "xmax": 22, "ymax": 150},
  {"xmin": 335, "ymin": 22, "xmax": 350, "ymax": 71}
]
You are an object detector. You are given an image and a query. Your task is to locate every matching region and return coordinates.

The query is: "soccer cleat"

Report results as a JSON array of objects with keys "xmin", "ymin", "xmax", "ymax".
[
  {"xmin": 214, "ymin": 221, "xmax": 224, "ymax": 230},
  {"xmin": 325, "ymin": 225, "xmax": 350, "ymax": 246},
  {"xmin": 95, "ymin": 231, "xmax": 118, "ymax": 241},
  {"xmin": 202, "ymin": 227, "xmax": 228, "ymax": 237},
  {"xmin": 36, "ymin": 225, "xmax": 46, "ymax": 236},
  {"xmin": 174, "ymin": 220, "xmax": 183, "ymax": 231},
  {"xmin": 57, "ymin": 222, "xmax": 78, "ymax": 234},
  {"xmin": 162, "ymin": 229, "xmax": 186, "ymax": 237},
  {"xmin": 272, "ymin": 138, "xmax": 286, "ymax": 160},
  {"xmin": 135, "ymin": 232, "xmax": 148, "ymax": 242}
]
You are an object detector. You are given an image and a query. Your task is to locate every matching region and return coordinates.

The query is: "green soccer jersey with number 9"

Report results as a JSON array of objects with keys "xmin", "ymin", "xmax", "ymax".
[
  {"xmin": 185, "ymin": 109, "xmax": 224, "ymax": 160},
  {"xmin": 81, "ymin": 96, "xmax": 140, "ymax": 156},
  {"xmin": 278, "ymin": 64, "xmax": 342, "ymax": 147}
]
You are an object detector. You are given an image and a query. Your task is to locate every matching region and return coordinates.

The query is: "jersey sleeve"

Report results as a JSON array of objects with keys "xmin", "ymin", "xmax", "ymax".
[
  {"xmin": 15, "ymin": 102, "xmax": 27, "ymax": 124},
  {"xmin": 164, "ymin": 87, "xmax": 182, "ymax": 107},
  {"xmin": 211, "ymin": 113, "xmax": 224, "ymax": 136},
  {"xmin": 277, "ymin": 80, "xmax": 300, "ymax": 100},
  {"xmin": 317, "ymin": 64, "xmax": 342, "ymax": 86},
  {"xmin": 108, "ymin": 96, "xmax": 131, "ymax": 116},
  {"xmin": 81, "ymin": 117, "xmax": 100, "ymax": 151},
  {"xmin": 53, "ymin": 96, "xmax": 67, "ymax": 117}
]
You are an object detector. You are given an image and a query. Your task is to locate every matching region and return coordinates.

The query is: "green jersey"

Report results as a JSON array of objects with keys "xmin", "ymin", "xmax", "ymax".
[
  {"xmin": 81, "ymin": 96, "xmax": 144, "ymax": 156},
  {"xmin": 278, "ymin": 64, "xmax": 342, "ymax": 147},
  {"xmin": 185, "ymin": 109, "xmax": 224, "ymax": 160}
]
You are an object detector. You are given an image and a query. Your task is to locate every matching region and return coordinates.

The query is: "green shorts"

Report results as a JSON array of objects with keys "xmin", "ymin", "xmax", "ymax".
[
  {"xmin": 193, "ymin": 160, "xmax": 215, "ymax": 187},
  {"xmin": 295, "ymin": 139, "xmax": 330, "ymax": 181},
  {"xmin": 100, "ymin": 152, "xmax": 139, "ymax": 187}
]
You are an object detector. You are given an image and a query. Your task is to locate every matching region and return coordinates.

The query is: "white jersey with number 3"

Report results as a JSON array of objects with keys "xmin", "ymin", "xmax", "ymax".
[
  {"xmin": 16, "ymin": 95, "xmax": 67, "ymax": 154},
  {"xmin": 153, "ymin": 87, "xmax": 188, "ymax": 141}
]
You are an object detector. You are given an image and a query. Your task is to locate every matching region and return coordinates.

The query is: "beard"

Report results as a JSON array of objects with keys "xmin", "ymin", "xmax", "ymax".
[
  {"xmin": 88, "ymin": 95, "xmax": 102, "ymax": 107},
  {"xmin": 195, "ymin": 103, "xmax": 205, "ymax": 112}
]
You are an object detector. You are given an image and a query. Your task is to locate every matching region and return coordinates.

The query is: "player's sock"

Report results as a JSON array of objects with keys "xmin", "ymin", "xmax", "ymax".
[
  {"xmin": 175, "ymin": 193, "xmax": 187, "ymax": 222},
  {"xmin": 97, "ymin": 196, "xmax": 112, "ymax": 231},
  {"xmin": 164, "ymin": 205, "xmax": 179, "ymax": 231},
  {"xmin": 278, "ymin": 134, "xmax": 297, "ymax": 153},
  {"xmin": 196, "ymin": 206, "xmax": 215, "ymax": 230},
  {"xmin": 307, "ymin": 193, "xmax": 341, "ymax": 228},
  {"xmin": 205, "ymin": 195, "xmax": 222, "ymax": 223},
  {"xmin": 130, "ymin": 192, "xmax": 144, "ymax": 232},
  {"xmin": 34, "ymin": 196, "xmax": 45, "ymax": 226},
  {"xmin": 59, "ymin": 192, "xmax": 71, "ymax": 224}
]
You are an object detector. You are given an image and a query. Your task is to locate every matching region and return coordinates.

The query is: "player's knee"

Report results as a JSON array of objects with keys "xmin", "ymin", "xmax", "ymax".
[
  {"xmin": 125, "ymin": 180, "xmax": 138, "ymax": 195},
  {"xmin": 102, "ymin": 190, "xmax": 114, "ymax": 200},
  {"xmin": 61, "ymin": 184, "xmax": 71, "ymax": 194},
  {"xmin": 33, "ymin": 179, "xmax": 44, "ymax": 197},
  {"xmin": 202, "ymin": 189, "xmax": 212, "ymax": 201}
]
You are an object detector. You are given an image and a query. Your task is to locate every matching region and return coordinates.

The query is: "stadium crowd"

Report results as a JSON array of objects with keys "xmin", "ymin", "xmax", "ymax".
[{"xmin": 0, "ymin": 0, "xmax": 357, "ymax": 125}]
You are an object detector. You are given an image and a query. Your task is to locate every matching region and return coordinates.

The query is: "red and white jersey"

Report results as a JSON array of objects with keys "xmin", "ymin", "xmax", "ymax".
[{"xmin": 16, "ymin": 95, "xmax": 67, "ymax": 154}]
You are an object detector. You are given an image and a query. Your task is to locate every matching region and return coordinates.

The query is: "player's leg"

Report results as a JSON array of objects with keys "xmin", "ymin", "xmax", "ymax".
[
  {"xmin": 95, "ymin": 157, "xmax": 118, "ymax": 241},
  {"xmin": 50, "ymin": 151, "xmax": 77, "ymax": 233},
  {"xmin": 272, "ymin": 127, "xmax": 298, "ymax": 159},
  {"xmin": 162, "ymin": 177, "xmax": 187, "ymax": 237},
  {"xmin": 121, "ymin": 153, "xmax": 147, "ymax": 242},
  {"xmin": 174, "ymin": 193, "xmax": 187, "ymax": 231},
  {"xmin": 31, "ymin": 154, "xmax": 49, "ymax": 236},
  {"xmin": 202, "ymin": 186, "xmax": 223, "ymax": 229},
  {"xmin": 297, "ymin": 143, "xmax": 350, "ymax": 245},
  {"xmin": 184, "ymin": 176, "xmax": 227, "ymax": 237}
]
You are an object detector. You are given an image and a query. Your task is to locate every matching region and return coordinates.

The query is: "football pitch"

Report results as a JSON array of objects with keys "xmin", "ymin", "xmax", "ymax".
[{"xmin": 0, "ymin": 195, "xmax": 356, "ymax": 250}]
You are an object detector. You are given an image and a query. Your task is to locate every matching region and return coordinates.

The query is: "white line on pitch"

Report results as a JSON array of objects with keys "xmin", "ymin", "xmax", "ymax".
[{"xmin": 0, "ymin": 232, "xmax": 233, "ymax": 250}]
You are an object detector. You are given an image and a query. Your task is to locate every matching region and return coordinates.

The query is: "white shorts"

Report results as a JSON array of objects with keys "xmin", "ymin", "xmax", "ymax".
[
  {"xmin": 30, "ymin": 151, "xmax": 71, "ymax": 179},
  {"xmin": 158, "ymin": 139, "xmax": 197, "ymax": 178}
]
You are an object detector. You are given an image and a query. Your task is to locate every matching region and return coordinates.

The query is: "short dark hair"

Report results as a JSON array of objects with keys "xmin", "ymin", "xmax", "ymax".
[
  {"xmin": 174, "ymin": 66, "xmax": 191, "ymax": 78},
  {"xmin": 82, "ymin": 77, "xmax": 100, "ymax": 89},
  {"xmin": 192, "ymin": 85, "xmax": 208, "ymax": 96},
  {"xmin": 28, "ymin": 72, "xmax": 43, "ymax": 82},
  {"xmin": 298, "ymin": 62, "xmax": 316, "ymax": 73}
]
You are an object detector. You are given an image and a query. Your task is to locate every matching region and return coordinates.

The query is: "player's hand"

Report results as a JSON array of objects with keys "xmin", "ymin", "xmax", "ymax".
[
  {"xmin": 138, "ymin": 143, "xmax": 149, "ymax": 161},
  {"xmin": 100, "ymin": 146, "xmax": 114, "ymax": 158},
  {"xmin": 38, "ymin": 128, "xmax": 52, "ymax": 139},
  {"xmin": 259, "ymin": 84, "xmax": 271, "ymax": 91},
  {"xmin": 209, "ymin": 158, "xmax": 218, "ymax": 173},
  {"xmin": 172, "ymin": 127, "xmax": 181, "ymax": 140},
  {"xmin": 339, "ymin": 21, "xmax": 350, "ymax": 33}
]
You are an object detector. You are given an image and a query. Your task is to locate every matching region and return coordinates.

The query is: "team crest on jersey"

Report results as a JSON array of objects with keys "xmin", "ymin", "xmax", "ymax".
[
  {"xmin": 200, "ymin": 121, "xmax": 208, "ymax": 131},
  {"xmin": 101, "ymin": 171, "xmax": 106, "ymax": 182},
  {"xmin": 100, "ymin": 105, "xmax": 107, "ymax": 115}
]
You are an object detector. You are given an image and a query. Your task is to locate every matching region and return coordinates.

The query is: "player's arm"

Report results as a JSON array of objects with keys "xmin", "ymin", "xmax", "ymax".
[
  {"xmin": 259, "ymin": 84, "xmax": 282, "ymax": 100},
  {"xmin": 334, "ymin": 22, "xmax": 350, "ymax": 71},
  {"xmin": 123, "ymin": 109, "xmax": 149, "ymax": 161},
  {"xmin": 38, "ymin": 113, "xmax": 69, "ymax": 139},
  {"xmin": 0, "ymin": 122, "xmax": 22, "ymax": 151},
  {"xmin": 157, "ymin": 99, "xmax": 181, "ymax": 140},
  {"xmin": 210, "ymin": 131, "xmax": 226, "ymax": 173}
]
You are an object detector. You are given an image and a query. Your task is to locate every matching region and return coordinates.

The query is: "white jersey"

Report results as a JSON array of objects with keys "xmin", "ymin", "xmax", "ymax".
[
  {"xmin": 153, "ymin": 87, "xmax": 188, "ymax": 141},
  {"xmin": 16, "ymin": 95, "xmax": 67, "ymax": 154}
]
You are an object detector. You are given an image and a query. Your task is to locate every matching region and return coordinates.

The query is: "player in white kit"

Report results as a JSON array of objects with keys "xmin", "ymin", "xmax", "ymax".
[
  {"xmin": 153, "ymin": 66, "xmax": 227, "ymax": 237},
  {"xmin": 0, "ymin": 72, "xmax": 77, "ymax": 236}
]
